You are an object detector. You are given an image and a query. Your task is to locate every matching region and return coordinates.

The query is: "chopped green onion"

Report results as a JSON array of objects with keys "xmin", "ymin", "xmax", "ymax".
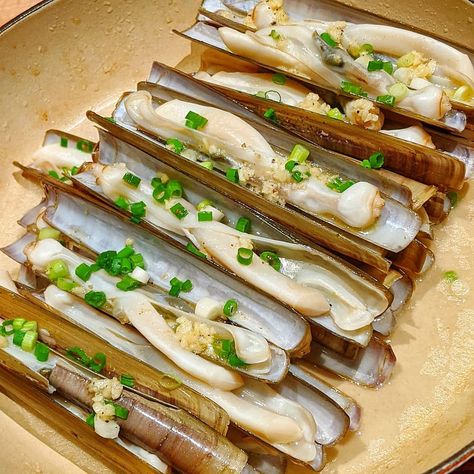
[
  {"xmin": 48, "ymin": 170, "xmax": 63, "ymax": 181},
  {"xmin": 223, "ymin": 299, "xmax": 238, "ymax": 317},
  {"xmin": 169, "ymin": 283, "xmax": 181, "ymax": 297},
  {"xmin": 269, "ymin": 29, "xmax": 280, "ymax": 40},
  {"xmin": 447, "ymin": 191, "xmax": 458, "ymax": 209},
  {"xmin": 89, "ymin": 352, "xmax": 106, "ymax": 373},
  {"xmin": 60, "ymin": 137, "xmax": 68, "ymax": 148},
  {"xmin": 376, "ymin": 94, "xmax": 396, "ymax": 107},
  {"xmin": 34, "ymin": 342, "xmax": 50, "ymax": 362},
  {"xmin": 120, "ymin": 257, "xmax": 132, "ymax": 275},
  {"xmin": 397, "ymin": 52, "xmax": 415, "ymax": 68},
  {"xmin": 186, "ymin": 242, "xmax": 207, "ymax": 259},
  {"xmin": 285, "ymin": 160, "xmax": 297, "ymax": 172},
  {"xmin": 320, "ymin": 32, "xmax": 336, "ymax": 47},
  {"xmin": 130, "ymin": 201, "xmax": 147, "ymax": 218},
  {"xmin": 38, "ymin": 227, "xmax": 61, "ymax": 241},
  {"xmin": 130, "ymin": 253, "xmax": 145, "ymax": 269},
  {"xmin": 152, "ymin": 183, "xmax": 167, "ymax": 203},
  {"xmin": 185, "ymin": 111, "xmax": 208, "ymax": 130},
  {"xmin": 196, "ymin": 199, "xmax": 213, "ymax": 211},
  {"xmin": 260, "ymin": 90, "xmax": 282, "ymax": 102},
  {"xmin": 86, "ymin": 412, "xmax": 95, "ymax": 427},
  {"xmin": 387, "ymin": 83, "xmax": 409, "ymax": 102},
  {"xmin": 272, "ymin": 73, "xmax": 286, "ymax": 85},
  {"xmin": 181, "ymin": 279, "xmax": 193, "ymax": 292},
  {"xmin": 114, "ymin": 196, "xmax": 129, "ymax": 211},
  {"xmin": 158, "ymin": 373, "xmax": 182, "ymax": 390},
  {"xmin": 84, "ymin": 290, "xmax": 106, "ymax": 308},
  {"xmin": 70, "ymin": 166, "xmax": 79, "ymax": 176},
  {"xmin": 120, "ymin": 374, "xmax": 135, "ymax": 388},
  {"xmin": 96, "ymin": 250, "xmax": 117, "ymax": 271},
  {"xmin": 443, "ymin": 271, "xmax": 458, "ymax": 283},
  {"xmin": 291, "ymin": 170, "xmax": 304, "ymax": 183},
  {"xmin": 361, "ymin": 151, "xmax": 385, "ymax": 169},
  {"xmin": 21, "ymin": 330, "xmax": 38, "ymax": 352},
  {"xmin": 170, "ymin": 202, "xmax": 189, "ymax": 220},
  {"xmin": 327, "ymin": 177, "xmax": 355, "ymax": 193},
  {"xmin": 46, "ymin": 259, "xmax": 70, "ymax": 281},
  {"xmin": 226, "ymin": 168, "xmax": 239, "ymax": 184},
  {"xmin": 200, "ymin": 161, "xmax": 214, "ymax": 170},
  {"xmin": 367, "ymin": 60, "xmax": 394, "ymax": 75},
  {"xmin": 259, "ymin": 251, "xmax": 282, "ymax": 271},
  {"xmin": 289, "ymin": 144, "xmax": 310, "ymax": 163},
  {"xmin": 56, "ymin": 277, "xmax": 77, "ymax": 292},
  {"xmin": 263, "ymin": 107, "xmax": 277, "ymax": 122},
  {"xmin": 359, "ymin": 43, "xmax": 374, "ymax": 56},
  {"xmin": 105, "ymin": 117, "xmax": 116, "ymax": 124},
  {"xmin": 327, "ymin": 108, "xmax": 344, "ymax": 121},
  {"xmin": 235, "ymin": 217, "xmax": 251, "ymax": 233},
  {"xmin": 12, "ymin": 318, "xmax": 26, "ymax": 331},
  {"xmin": 165, "ymin": 180, "xmax": 184, "ymax": 199},
  {"xmin": 213, "ymin": 338, "xmax": 246, "ymax": 367},
  {"xmin": 198, "ymin": 211, "xmax": 213, "ymax": 222},
  {"xmin": 166, "ymin": 138, "xmax": 185, "ymax": 154},
  {"xmin": 1, "ymin": 320, "xmax": 15, "ymax": 336},
  {"xmin": 151, "ymin": 177, "xmax": 163, "ymax": 188},
  {"xmin": 237, "ymin": 247, "xmax": 253, "ymax": 265},
  {"xmin": 341, "ymin": 81, "xmax": 368, "ymax": 97},
  {"xmin": 21, "ymin": 321, "xmax": 37, "ymax": 332},
  {"xmin": 113, "ymin": 404, "xmax": 129, "ymax": 420},
  {"xmin": 122, "ymin": 172, "xmax": 141, "ymax": 188},
  {"xmin": 116, "ymin": 275, "xmax": 141, "ymax": 292},
  {"xmin": 66, "ymin": 346, "xmax": 91, "ymax": 366},
  {"xmin": 12, "ymin": 330, "xmax": 26, "ymax": 347},
  {"xmin": 76, "ymin": 139, "xmax": 94, "ymax": 153},
  {"xmin": 255, "ymin": 90, "xmax": 266, "ymax": 99},
  {"xmin": 117, "ymin": 246, "xmax": 134, "ymax": 259}
]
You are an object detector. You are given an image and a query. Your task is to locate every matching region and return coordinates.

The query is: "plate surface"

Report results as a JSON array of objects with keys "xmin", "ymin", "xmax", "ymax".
[{"xmin": 0, "ymin": 1, "xmax": 473, "ymax": 473}]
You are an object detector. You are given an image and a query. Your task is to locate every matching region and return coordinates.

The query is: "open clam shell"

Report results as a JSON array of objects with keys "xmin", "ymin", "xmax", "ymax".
[
  {"xmin": 112, "ymin": 81, "xmax": 422, "ymax": 254},
  {"xmin": 175, "ymin": 21, "xmax": 469, "ymax": 133}
]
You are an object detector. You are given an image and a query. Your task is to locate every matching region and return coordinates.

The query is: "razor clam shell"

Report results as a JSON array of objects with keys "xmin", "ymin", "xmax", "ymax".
[
  {"xmin": 390, "ymin": 239, "xmax": 434, "ymax": 276},
  {"xmin": 82, "ymin": 129, "xmax": 391, "ymax": 333},
  {"xmin": 310, "ymin": 325, "xmax": 360, "ymax": 359},
  {"xmin": 112, "ymin": 83, "xmax": 422, "ymax": 254},
  {"xmin": 42, "ymin": 189, "xmax": 309, "ymax": 357},
  {"xmin": 304, "ymin": 337, "xmax": 396, "ymax": 388},
  {"xmin": 87, "ymin": 111, "xmax": 393, "ymax": 272},
  {"xmin": 424, "ymin": 192, "xmax": 451, "ymax": 225},
  {"xmin": 175, "ymin": 21, "xmax": 468, "ymax": 133},
  {"xmin": 1, "ymin": 231, "xmax": 35, "ymax": 265},
  {"xmin": 18, "ymin": 196, "xmax": 49, "ymax": 228},
  {"xmin": 132, "ymin": 79, "xmax": 422, "ymax": 252},
  {"xmin": 275, "ymin": 374, "xmax": 350, "ymax": 446},
  {"xmin": 0, "ymin": 284, "xmax": 230, "ymax": 435},
  {"xmin": 0, "ymin": 349, "xmax": 168, "ymax": 474},
  {"xmin": 147, "ymin": 62, "xmax": 437, "ymax": 208},
  {"xmin": 13, "ymin": 284, "xmax": 323, "ymax": 469},
  {"xmin": 289, "ymin": 362, "xmax": 361, "ymax": 431},
  {"xmin": 48, "ymin": 362, "xmax": 249, "ymax": 474}
]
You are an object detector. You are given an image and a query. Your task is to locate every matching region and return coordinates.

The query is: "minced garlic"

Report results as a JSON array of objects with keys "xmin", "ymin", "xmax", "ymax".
[
  {"xmin": 344, "ymin": 98, "xmax": 384, "ymax": 131},
  {"xmin": 88, "ymin": 377, "xmax": 123, "ymax": 421},
  {"xmin": 326, "ymin": 21, "xmax": 346, "ymax": 44},
  {"xmin": 297, "ymin": 93, "xmax": 331, "ymax": 116},
  {"xmin": 175, "ymin": 316, "xmax": 216, "ymax": 355}
]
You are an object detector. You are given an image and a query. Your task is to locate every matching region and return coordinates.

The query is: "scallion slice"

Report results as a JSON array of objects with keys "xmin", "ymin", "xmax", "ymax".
[
  {"xmin": 359, "ymin": 43, "xmax": 374, "ymax": 56},
  {"xmin": 117, "ymin": 246, "xmax": 134, "ymax": 259},
  {"xmin": 89, "ymin": 352, "xmax": 106, "ymax": 373},
  {"xmin": 341, "ymin": 81, "xmax": 368, "ymax": 97},
  {"xmin": 291, "ymin": 170, "xmax": 304, "ymax": 183},
  {"xmin": 327, "ymin": 108, "xmax": 344, "ymax": 121},
  {"xmin": 21, "ymin": 330, "xmax": 38, "ymax": 352},
  {"xmin": 12, "ymin": 330, "xmax": 26, "ymax": 347},
  {"xmin": 226, "ymin": 168, "xmax": 239, "ymax": 184},
  {"xmin": 361, "ymin": 151, "xmax": 385, "ymax": 169},
  {"xmin": 181, "ymin": 279, "xmax": 193, "ymax": 292},
  {"xmin": 152, "ymin": 183, "xmax": 167, "ymax": 203},
  {"xmin": 114, "ymin": 404, "xmax": 129, "ymax": 420},
  {"xmin": 66, "ymin": 346, "xmax": 91, "ymax": 366},
  {"xmin": 56, "ymin": 277, "xmax": 77, "ymax": 292},
  {"xmin": 38, "ymin": 227, "xmax": 61, "ymax": 241},
  {"xmin": 165, "ymin": 180, "xmax": 184, "ymax": 199},
  {"xmin": 60, "ymin": 137, "xmax": 68, "ymax": 148},
  {"xmin": 46, "ymin": 259, "xmax": 70, "ymax": 281},
  {"xmin": 185, "ymin": 111, "xmax": 208, "ymax": 130},
  {"xmin": 263, "ymin": 108, "xmax": 277, "ymax": 122},
  {"xmin": 259, "ymin": 251, "xmax": 282, "ymax": 271},
  {"xmin": 166, "ymin": 138, "xmax": 185, "ymax": 154},
  {"xmin": 235, "ymin": 217, "xmax": 251, "ymax": 233},
  {"xmin": 130, "ymin": 253, "xmax": 145, "ymax": 269},
  {"xmin": 443, "ymin": 271, "xmax": 458, "ymax": 283},
  {"xmin": 198, "ymin": 211, "xmax": 213, "ymax": 222},
  {"xmin": 327, "ymin": 177, "xmax": 355, "ymax": 193},
  {"xmin": 84, "ymin": 290, "xmax": 106, "ymax": 308},
  {"xmin": 114, "ymin": 196, "xmax": 129, "ymax": 211},
  {"xmin": 376, "ymin": 94, "xmax": 396, "ymax": 107},
  {"xmin": 12, "ymin": 318, "xmax": 26, "ymax": 331},
  {"xmin": 197, "ymin": 199, "xmax": 213, "ymax": 211},
  {"xmin": 269, "ymin": 29, "xmax": 280, "ymax": 40},
  {"xmin": 289, "ymin": 144, "xmax": 310, "ymax": 163},
  {"xmin": 186, "ymin": 242, "xmax": 207, "ymax": 259},
  {"xmin": 116, "ymin": 275, "xmax": 141, "ymax": 292},
  {"xmin": 122, "ymin": 172, "xmax": 141, "ymax": 188},
  {"xmin": 223, "ymin": 299, "xmax": 238, "ymax": 317},
  {"xmin": 387, "ymin": 82, "xmax": 409, "ymax": 102},
  {"xmin": 272, "ymin": 73, "xmax": 286, "ymax": 85},
  {"xmin": 170, "ymin": 202, "xmax": 188, "ymax": 220},
  {"xmin": 1, "ymin": 320, "xmax": 15, "ymax": 336},
  {"xmin": 285, "ymin": 160, "xmax": 297, "ymax": 172},
  {"xmin": 85, "ymin": 412, "xmax": 95, "ymax": 427},
  {"xmin": 320, "ymin": 32, "xmax": 336, "ymax": 47},
  {"xmin": 200, "ymin": 161, "xmax": 214, "ymax": 170},
  {"xmin": 120, "ymin": 374, "xmax": 135, "ymax": 388},
  {"xmin": 21, "ymin": 321, "xmax": 38, "ymax": 333},
  {"xmin": 237, "ymin": 247, "xmax": 253, "ymax": 265},
  {"xmin": 34, "ymin": 342, "xmax": 50, "ymax": 362}
]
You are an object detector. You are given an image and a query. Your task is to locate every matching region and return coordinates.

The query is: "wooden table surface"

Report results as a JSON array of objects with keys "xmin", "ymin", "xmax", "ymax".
[{"xmin": 0, "ymin": 1, "xmax": 473, "ymax": 473}]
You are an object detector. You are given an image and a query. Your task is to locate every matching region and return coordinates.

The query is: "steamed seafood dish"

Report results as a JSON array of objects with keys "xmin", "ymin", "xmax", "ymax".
[{"xmin": 1, "ymin": 0, "xmax": 473, "ymax": 473}]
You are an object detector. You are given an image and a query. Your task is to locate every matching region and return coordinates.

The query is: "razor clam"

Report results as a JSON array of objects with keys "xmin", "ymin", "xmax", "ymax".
[
  {"xmin": 23, "ymin": 237, "xmax": 286, "ymax": 389},
  {"xmin": 305, "ymin": 336, "xmax": 396, "ymax": 388},
  {"xmin": 0, "ymin": 319, "xmax": 249, "ymax": 474},
  {"xmin": 424, "ymin": 192, "xmax": 452, "ymax": 225},
  {"xmin": 199, "ymin": 1, "xmax": 474, "ymax": 114},
  {"xmin": 73, "ymin": 129, "xmax": 392, "ymax": 334},
  {"xmin": 1, "ymin": 284, "xmax": 325, "ymax": 468},
  {"xmin": 48, "ymin": 361, "xmax": 249, "ymax": 474},
  {"xmin": 187, "ymin": 63, "xmax": 467, "ymax": 188},
  {"xmin": 289, "ymin": 362, "xmax": 361, "ymax": 431},
  {"xmin": 113, "ymin": 86, "xmax": 422, "ymax": 253},
  {"xmin": 175, "ymin": 21, "xmax": 469, "ymax": 133}
]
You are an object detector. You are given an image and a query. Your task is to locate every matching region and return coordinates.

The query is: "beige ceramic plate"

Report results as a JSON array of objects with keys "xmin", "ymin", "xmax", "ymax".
[{"xmin": 0, "ymin": 1, "xmax": 473, "ymax": 473}]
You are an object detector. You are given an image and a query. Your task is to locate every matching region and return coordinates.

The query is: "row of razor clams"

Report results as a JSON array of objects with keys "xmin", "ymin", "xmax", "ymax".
[{"xmin": 1, "ymin": 0, "xmax": 473, "ymax": 472}]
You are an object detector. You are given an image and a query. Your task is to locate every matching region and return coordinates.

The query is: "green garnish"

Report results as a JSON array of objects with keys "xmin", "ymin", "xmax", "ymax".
[
  {"xmin": 223, "ymin": 299, "xmax": 238, "ymax": 317},
  {"xmin": 341, "ymin": 81, "xmax": 368, "ymax": 97},
  {"xmin": 88, "ymin": 352, "xmax": 107, "ymax": 373},
  {"xmin": 116, "ymin": 275, "xmax": 142, "ymax": 292},
  {"xmin": 226, "ymin": 168, "xmax": 239, "ymax": 184},
  {"xmin": 75, "ymin": 263, "xmax": 93, "ymax": 282},
  {"xmin": 166, "ymin": 138, "xmax": 185, "ymax": 154},
  {"xmin": 213, "ymin": 339, "xmax": 246, "ymax": 367},
  {"xmin": 272, "ymin": 73, "xmax": 287, "ymax": 85},
  {"xmin": 198, "ymin": 211, "xmax": 213, "ymax": 222},
  {"xmin": 185, "ymin": 111, "xmax": 208, "ymax": 130},
  {"xmin": 56, "ymin": 277, "xmax": 77, "ymax": 292},
  {"xmin": 320, "ymin": 32, "xmax": 336, "ymax": 47},
  {"xmin": 46, "ymin": 259, "xmax": 70, "ymax": 281},
  {"xmin": 85, "ymin": 412, "xmax": 95, "ymax": 427},
  {"xmin": 60, "ymin": 137, "xmax": 68, "ymax": 148},
  {"xmin": 447, "ymin": 191, "xmax": 458, "ymax": 209},
  {"xmin": 38, "ymin": 227, "xmax": 61, "ymax": 241},
  {"xmin": 443, "ymin": 271, "xmax": 458, "ymax": 283},
  {"xmin": 84, "ymin": 290, "xmax": 107, "ymax": 308},
  {"xmin": 289, "ymin": 144, "xmax": 310, "ymax": 163},
  {"xmin": 120, "ymin": 374, "xmax": 135, "ymax": 388},
  {"xmin": 122, "ymin": 172, "xmax": 141, "ymax": 188},
  {"xmin": 291, "ymin": 170, "xmax": 304, "ymax": 183},
  {"xmin": 76, "ymin": 139, "xmax": 94, "ymax": 153},
  {"xmin": 200, "ymin": 161, "xmax": 214, "ymax": 170},
  {"xmin": 367, "ymin": 60, "xmax": 394, "ymax": 74},
  {"xmin": 376, "ymin": 95, "xmax": 396, "ymax": 107},
  {"xmin": 170, "ymin": 202, "xmax": 189, "ymax": 220},
  {"xmin": 387, "ymin": 83, "xmax": 409, "ymax": 102},
  {"xmin": 269, "ymin": 29, "xmax": 280, "ymax": 40},
  {"xmin": 114, "ymin": 196, "xmax": 129, "ymax": 211},
  {"xmin": 263, "ymin": 108, "xmax": 277, "ymax": 122},
  {"xmin": 327, "ymin": 108, "xmax": 344, "ymax": 121},
  {"xmin": 34, "ymin": 342, "xmax": 50, "ymax": 362},
  {"xmin": 237, "ymin": 247, "xmax": 253, "ymax": 265},
  {"xmin": 186, "ymin": 242, "xmax": 207, "ymax": 259},
  {"xmin": 129, "ymin": 201, "xmax": 147, "ymax": 223},
  {"xmin": 21, "ymin": 330, "xmax": 38, "ymax": 352},
  {"xmin": 168, "ymin": 277, "xmax": 193, "ymax": 297},
  {"xmin": 327, "ymin": 177, "xmax": 355, "ymax": 193},
  {"xmin": 235, "ymin": 217, "xmax": 251, "ymax": 233},
  {"xmin": 259, "ymin": 251, "xmax": 282, "ymax": 271},
  {"xmin": 361, "ymin": 151, "xmax": 385, "ymax": 169},
  {"xmin": 285, "ymin": 160, "xmax": 297, "ymax": 172}
]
